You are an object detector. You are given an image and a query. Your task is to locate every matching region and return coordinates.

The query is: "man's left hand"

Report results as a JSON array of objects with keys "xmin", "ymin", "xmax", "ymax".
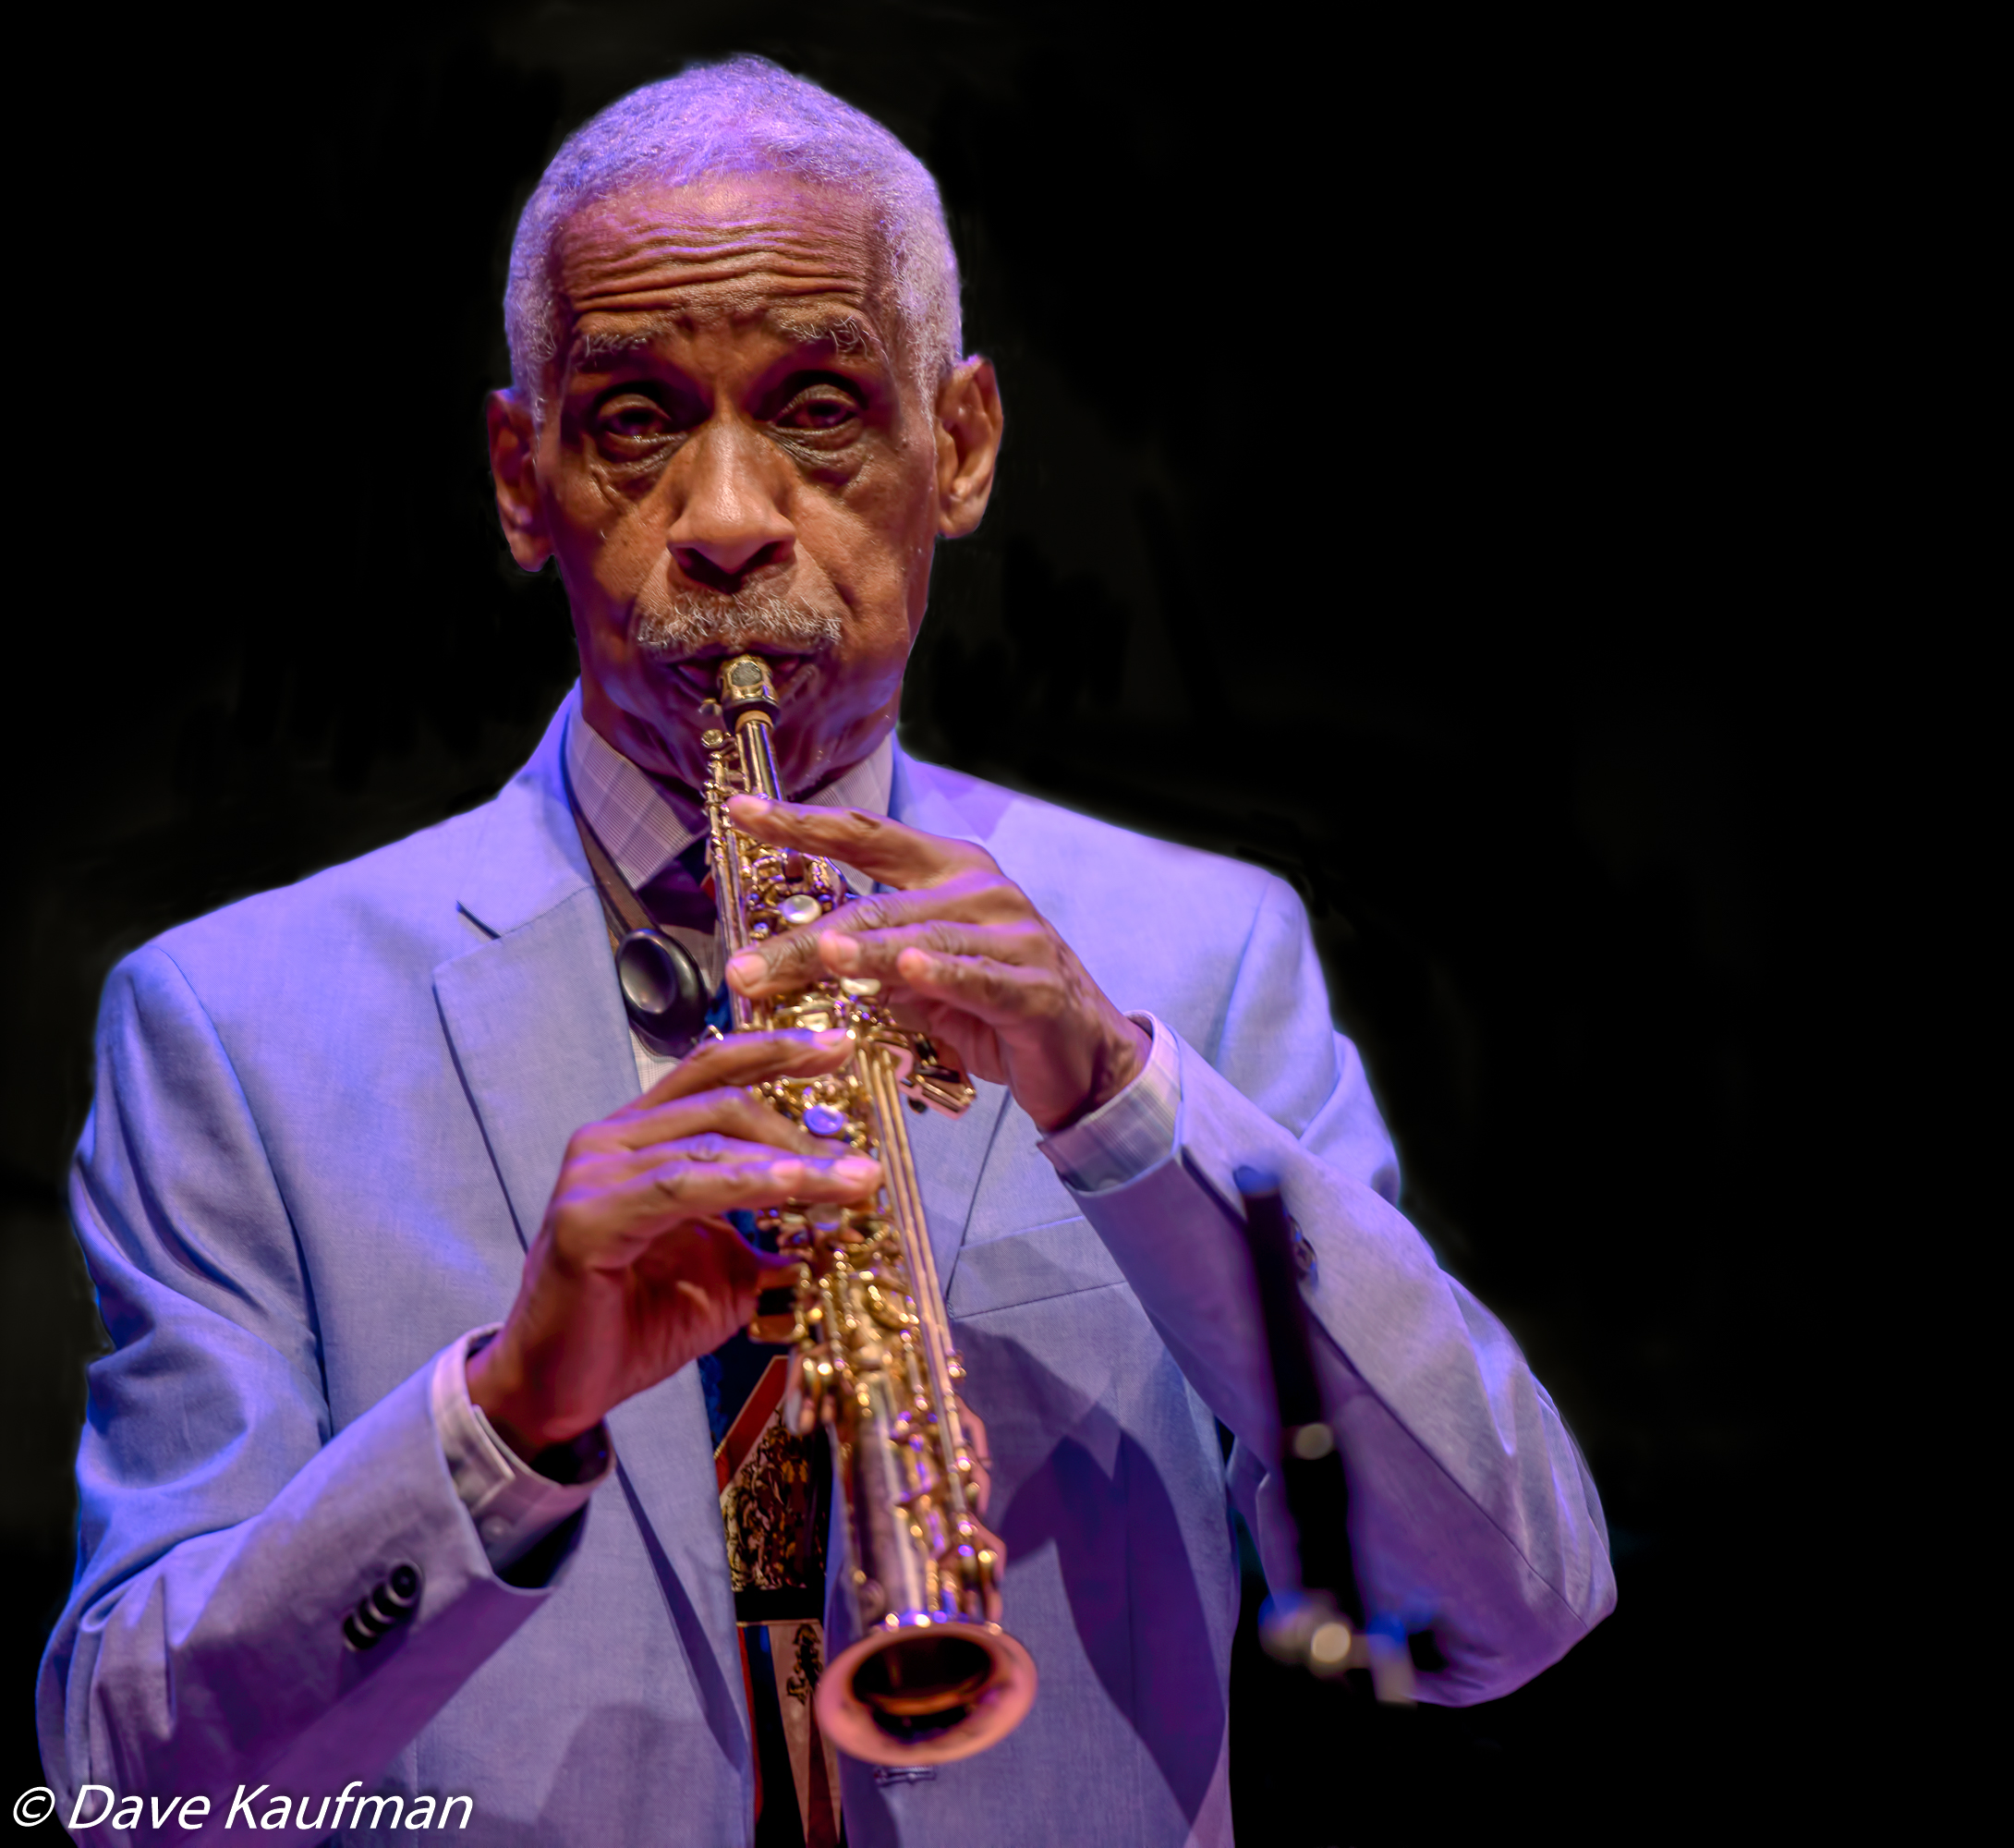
[{"xmin": 723, "ymin": 794, "xmax": 1149, "ymax": 1134}]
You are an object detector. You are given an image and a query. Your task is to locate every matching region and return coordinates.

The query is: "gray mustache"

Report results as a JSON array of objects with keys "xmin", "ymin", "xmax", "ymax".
[{"xmin": 634, "ymin": 590, "xmax": 843, "ymax": 655}]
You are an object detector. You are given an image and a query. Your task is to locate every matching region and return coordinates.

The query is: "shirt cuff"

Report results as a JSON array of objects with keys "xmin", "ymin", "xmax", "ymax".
[
  {"xmin": 1037, "ymin": 1012, "xmax": 1181, "ymax": 1193},
  {"xmin": 430, "ymin": 1326, "xmax": 613, "ymax": 1572}
]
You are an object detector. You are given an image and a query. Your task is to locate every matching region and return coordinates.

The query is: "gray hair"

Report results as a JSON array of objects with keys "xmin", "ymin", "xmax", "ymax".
[{"xmin": 505, "ymin": 56, "xmax": 963, "ymax": 421}]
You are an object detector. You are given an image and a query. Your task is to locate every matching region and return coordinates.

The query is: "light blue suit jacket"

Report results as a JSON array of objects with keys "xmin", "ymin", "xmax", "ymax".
[{"xmin": 40, "ymin": 695, "xmax": 1613, "ymax": 1845}]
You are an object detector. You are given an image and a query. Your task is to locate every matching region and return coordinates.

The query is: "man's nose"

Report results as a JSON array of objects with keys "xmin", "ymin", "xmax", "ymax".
[{"xmin": 666, "ymin": 422, "xmax": 795, "ymax": 588}]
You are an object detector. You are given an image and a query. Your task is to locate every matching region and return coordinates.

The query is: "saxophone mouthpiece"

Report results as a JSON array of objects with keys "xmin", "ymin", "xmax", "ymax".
[{"xmin": 718, "ymin": 654, "xmax": 780, "ymax": 721}]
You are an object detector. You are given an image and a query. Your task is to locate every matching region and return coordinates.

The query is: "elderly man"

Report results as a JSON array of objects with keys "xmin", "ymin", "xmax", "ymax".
[{"xmin": 40, "ymin": 57, "xmax": 1612, "ymax": 1848}]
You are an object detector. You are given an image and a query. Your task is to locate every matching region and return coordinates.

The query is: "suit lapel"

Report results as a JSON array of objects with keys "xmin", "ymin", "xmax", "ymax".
[
  {"xmin": 904, "ymin": 1077, "xmax": 1011, "ymax": 1300},
  {"xmin": 435, "ymin": 692, "xmax": 746, "ymax": 1767},
  {"xmin": 433, "ymin": 887, "xmax": 634, "ymax": 1251}
]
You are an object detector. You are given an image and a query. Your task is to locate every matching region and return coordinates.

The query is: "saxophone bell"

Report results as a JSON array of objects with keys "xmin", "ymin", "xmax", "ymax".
[{"xmin": 819, "ymin": 1616, "xmax": 1037, "ymax": 1766}]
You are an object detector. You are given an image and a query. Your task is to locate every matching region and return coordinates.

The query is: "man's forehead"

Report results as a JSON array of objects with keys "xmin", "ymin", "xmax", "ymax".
[{"xmin": 554, "ymin": 175, "xmax": 884, "ymax": 333}]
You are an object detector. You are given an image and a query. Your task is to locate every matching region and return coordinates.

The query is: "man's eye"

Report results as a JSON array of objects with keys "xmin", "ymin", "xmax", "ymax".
[
  {"xmin": 600, "ymin": 398, "xmax": 673, "ymax": 441},
  {"xmin": 777, "ymin": 392, "xmax": 858, "ymax": 432}
]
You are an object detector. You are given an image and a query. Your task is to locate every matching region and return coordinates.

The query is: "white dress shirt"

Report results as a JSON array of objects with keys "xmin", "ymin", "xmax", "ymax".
[{"xmin": 435, "ymin": 710, "xmax": 1182, "ymax": 1564}]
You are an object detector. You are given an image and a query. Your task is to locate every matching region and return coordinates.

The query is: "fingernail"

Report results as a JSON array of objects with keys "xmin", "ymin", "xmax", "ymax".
[
  {"xmin": 727, "ymin": 953, "xmax": 762, "ymax": 986},
  {"xmin": 835, "ymin": 1157, "xmax": 880, "ymax": 1181},
  {"xmin": 812, "ymin": 1027, "xmax": 850, "ymax": 1047}
]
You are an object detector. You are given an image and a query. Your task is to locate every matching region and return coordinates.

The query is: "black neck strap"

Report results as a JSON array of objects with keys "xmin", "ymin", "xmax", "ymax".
[
  {"xmin": 559, "ymin": 752, "xmax": 714, "ymax": 1054},
  {"xmin": 564, "ymin": 778, "xmax": 658, "ymax": 954}
]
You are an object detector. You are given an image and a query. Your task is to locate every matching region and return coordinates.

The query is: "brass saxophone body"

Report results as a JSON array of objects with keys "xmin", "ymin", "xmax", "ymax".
[{"xmin": 702, "ymin": 654, "xmax": 1037, "ymax": 1767}]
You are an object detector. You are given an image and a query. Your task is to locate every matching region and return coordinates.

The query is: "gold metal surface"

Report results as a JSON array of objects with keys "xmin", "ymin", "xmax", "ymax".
[{"xmin": 703, "ymin": 654, "xmax": 1037, "ymax": 1766}]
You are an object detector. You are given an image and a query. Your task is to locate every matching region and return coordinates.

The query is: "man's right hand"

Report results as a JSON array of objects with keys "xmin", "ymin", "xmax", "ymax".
[{"xmin": 467, "ymin": 1027, "xmax": 879, "ymax": 1463}]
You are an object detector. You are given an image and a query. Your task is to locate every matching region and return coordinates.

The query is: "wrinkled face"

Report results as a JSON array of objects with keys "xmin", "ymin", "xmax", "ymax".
[{"xmin": 489, "ymin": 173, "xmax": 997, "ymax": 798}]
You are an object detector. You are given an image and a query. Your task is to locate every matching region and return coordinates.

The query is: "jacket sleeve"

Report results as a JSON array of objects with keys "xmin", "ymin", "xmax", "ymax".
[
  {"xmin": 1068, "ymin": 874, "xmax": 1616, "ymax": 1703},
  {"xmin": 36, "ymin": 945, "xmax": 569, "ymax": 1841}
]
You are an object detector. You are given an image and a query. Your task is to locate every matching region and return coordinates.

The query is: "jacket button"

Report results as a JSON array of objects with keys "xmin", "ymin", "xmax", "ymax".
[
  {"xmin": 342, "ymin": 1607, "xmax": 385, "ymax": 1651},
  {"xmin": 342, "ymin": 1563, "xmax": 423, "ymax": 1650},
  {"xmin": 370, "ymin": 1562, "xmax": 424, "ymax": 1623}
]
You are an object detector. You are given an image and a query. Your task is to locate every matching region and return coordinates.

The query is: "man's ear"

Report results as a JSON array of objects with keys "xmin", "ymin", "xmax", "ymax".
[
  {"xmin": 934, "ymin": 359, "xmax": 1003, "ymax": 540},
  {"xmin": 487, "ymin": 389, "xmax": 552, "ymax": 571}
]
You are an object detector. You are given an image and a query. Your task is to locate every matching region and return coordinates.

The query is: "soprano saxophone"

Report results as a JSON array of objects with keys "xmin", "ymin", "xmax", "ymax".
[{"xmin": 701, "ymin": 653, "xmax": 1037, "ymax": 1766}]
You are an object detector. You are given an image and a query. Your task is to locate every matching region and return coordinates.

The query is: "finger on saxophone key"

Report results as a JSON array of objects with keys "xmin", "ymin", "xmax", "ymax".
[{"xmin": 790, "ymin": 1154, "xmax": 880, "ymax": 1198}]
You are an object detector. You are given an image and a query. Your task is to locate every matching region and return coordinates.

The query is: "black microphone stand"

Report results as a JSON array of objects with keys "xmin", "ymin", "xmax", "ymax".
[{"xmin": 1235, "ymin": 1167, "xmax": 1429, "ymax": 1705}]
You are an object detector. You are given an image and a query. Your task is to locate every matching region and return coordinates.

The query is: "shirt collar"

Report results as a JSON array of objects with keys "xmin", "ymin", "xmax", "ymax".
[{"xmin": 564, "ymin": 697, "xmax": 893, "ymax": 897}]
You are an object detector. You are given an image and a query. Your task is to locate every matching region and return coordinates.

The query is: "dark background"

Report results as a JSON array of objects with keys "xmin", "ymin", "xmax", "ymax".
[{"xmin": 4, "ymin": 1, "xmax": 1931, "ymax": 1840}]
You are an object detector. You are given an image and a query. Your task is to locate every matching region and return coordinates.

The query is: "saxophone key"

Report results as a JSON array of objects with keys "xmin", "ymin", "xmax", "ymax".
[{"xmin": 801, "ymin": 1102, "xmax": 848, "ymax": 1138}]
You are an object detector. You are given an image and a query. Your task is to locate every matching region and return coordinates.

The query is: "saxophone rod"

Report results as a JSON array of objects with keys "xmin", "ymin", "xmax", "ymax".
[
  {"xmin": 707, "ymin": 651, "xmax": 1036, "ymax": 1762},
  {"xmin": 860, "ymin": 1048, "xmax": 975, "ymax": 1501},
  {"xmin": 738, "ymin": 710, "xmax": 782, "ymax": 799},
  {"xmin": 718, "ymin": 653, "xmax": 783, "ymax": 799},
  {"xmin": 710, "ymin": 654, "xmax": 784, "ymax": 1027},
  {"xmin": 713, "ymin": 653, "xmax": 975, "ymax": 1495}
]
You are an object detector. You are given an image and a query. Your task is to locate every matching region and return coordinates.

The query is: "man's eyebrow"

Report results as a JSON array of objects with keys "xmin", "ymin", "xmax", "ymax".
[
  {"xmin": 767, "ymin": 310, "xmax": 888, "ymax": 364},
  {"xmin": 567, "ymin": 320, "xmax": 669, "ymax": 370},
  {"xmin": 561, "ymin": 308, "xmax": 892, "ymax": 374}
]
